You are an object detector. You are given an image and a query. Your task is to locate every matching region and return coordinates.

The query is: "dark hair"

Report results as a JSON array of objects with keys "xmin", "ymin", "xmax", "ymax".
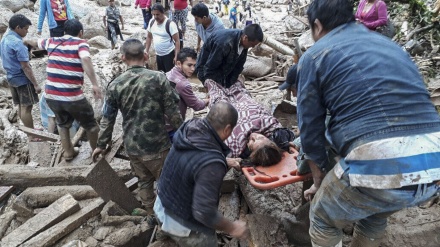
[
  {"xmin": 243, "ymin": 24, "xmax": 263, "ymax": 42},
  {"xmin": 250, "ymin": 142, "xmax": 284, "ymax": 167},
  {"xmin": 9, "ymin": 14, "xmax": 32, "ymax": 30},
  {"xmin": 207, "ymin": 102, "xmax": 238, "ymax": 132},
  {"xmin": 151, "ymin": 3, "xmax": 165, "ymax": 13},
  {"xmin": 177, "ymin": 47, "xmax": 197, "ymax": 63},
  {"xmin": 64, "ymin": 19, "xmax": 83, "ymax": 36},
  {"xmin": 307, "ymin": 0, "xmax": 355, "ymax": 32},
  {"xmin": 191, "ymin": 3, "xmax": 209, "ymax": 18},
  {"xmin": 121, "ymin": 39, "xmax": 145, "ymax": 61}
]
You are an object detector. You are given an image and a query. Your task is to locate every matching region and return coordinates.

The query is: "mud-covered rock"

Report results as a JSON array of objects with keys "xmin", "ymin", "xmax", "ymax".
[
  {"xmin": 80, "ymin": 13, "xmax": 106, "ymax": 39},
  {"xmin": 0, "ymin": 8, "xmax": 14, "ymax": 34},
  {"xmin": 88, "ymin": 36, "xmax": 112, "ymax": 49},
  {"xmin": 242, "ymin": 56, "xmax": 273, "ymax": 78},
  {"xmin": 0, "ymin": 0, "xmax": 33, "ymax": 13}
]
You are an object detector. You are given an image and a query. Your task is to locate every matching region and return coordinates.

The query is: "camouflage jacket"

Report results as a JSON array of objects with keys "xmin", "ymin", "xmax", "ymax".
[{"xmin": 97, "ymin": 66, "xmax": 183, "ymax": 156}]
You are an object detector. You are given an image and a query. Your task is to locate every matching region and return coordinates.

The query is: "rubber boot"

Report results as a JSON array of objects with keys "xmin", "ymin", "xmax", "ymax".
[{"xmin": 350, "ymin": 231, "xmax": 381, "ymax": 247}]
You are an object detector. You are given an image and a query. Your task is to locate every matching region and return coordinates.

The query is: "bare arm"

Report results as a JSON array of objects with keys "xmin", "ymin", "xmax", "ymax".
[
  {"xmin": 81, "ymin": 56, "xmax": 102, "ymax": 99},
  {"xmin": 145, "ymin": 31, "xmax": 153, "ymax": 54},
  {"xmin": 119, "ymin": 15, "xmax": 124, "ymax": 29},
  {"xmin": 20, "ymin": 61, "xmax": 41, "ymax": 94},
  {"xmin": 172, "ymin": 32, "xmax": 180, "ymax": 63}
]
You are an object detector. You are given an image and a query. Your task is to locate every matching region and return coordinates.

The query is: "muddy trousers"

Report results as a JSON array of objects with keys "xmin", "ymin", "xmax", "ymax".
[
  {"xmin": 309, "ymin": 165, "xmax": 439, "ymax": 247},
  {"xmin": 129, "ymin": 149, "xmax": 169, "ymax": 211}
]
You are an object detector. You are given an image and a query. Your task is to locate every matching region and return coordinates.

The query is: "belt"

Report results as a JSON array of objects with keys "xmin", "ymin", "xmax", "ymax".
[{"xmin": 396, "ymin": 181, "xmax": 438, "ymax": 191}]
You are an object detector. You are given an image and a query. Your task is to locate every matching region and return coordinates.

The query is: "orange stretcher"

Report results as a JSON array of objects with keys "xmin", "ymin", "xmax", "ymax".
[{"xmin": 242, "ymin": 151, "xmax": 313, "ymax": 190}]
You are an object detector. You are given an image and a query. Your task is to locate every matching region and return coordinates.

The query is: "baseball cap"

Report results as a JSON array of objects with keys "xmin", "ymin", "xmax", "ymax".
[{"xmin": 279, "ymin": 64, "xmax": 298, "ymax": 90}]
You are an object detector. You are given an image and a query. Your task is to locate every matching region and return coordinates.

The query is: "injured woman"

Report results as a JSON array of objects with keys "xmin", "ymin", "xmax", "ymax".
[{"xmin": 205, "ymin": 78, "xmax": 297, "ymax": 167}]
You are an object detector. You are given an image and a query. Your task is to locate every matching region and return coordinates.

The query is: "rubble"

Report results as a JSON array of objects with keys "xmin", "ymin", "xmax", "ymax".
[{"xmin": 0, "ymin": 0, "xmax": 439, "ymax": 246}]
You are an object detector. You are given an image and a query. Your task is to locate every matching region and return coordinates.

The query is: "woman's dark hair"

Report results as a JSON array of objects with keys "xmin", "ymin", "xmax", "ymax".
[
  {"xmin": 151, "ymin": 3, "xmax": 165, "ymax": 13},
  {"xmin": 64, "ymin": 19, "xmax": 84, "ymax": 36},
  {"xmin": 243, "ymin": 24, "xmax": 264, "ymax": 42},
  {"xmin": 191, "ymin": 3, "xmax": 209, "ymax": 18},
  {"xmin": 177, "ymin": 47, "xmax": 197, "ymax": 63},
  {"xmin": 250, "ymin": 142, "xmax": 284, "ymax": 167},
  {"xmin": 9, "ymin": 14, "xmax": 32, "ymax": 30},
  {"xmin": 307, "ymin": 0, "xmax": 355, "ymax": 32}
]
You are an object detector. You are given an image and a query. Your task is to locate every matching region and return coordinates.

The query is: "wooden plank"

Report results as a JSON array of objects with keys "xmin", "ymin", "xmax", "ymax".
[
  {"xmin": 20, "ymin": 198, "xmax": 105, "ymax": 247},
  {"xmin": 1, "ymin": 194, "xmax": 80, "ymax": 247},
  {"xmin": 125, "ymin": 177, "xmax": 139, "ymax": 191},
  {"xmin": 18, "ymin": 126, "xmax": 59, "ymax": 142},
  {"xmin": 0, "ymin": 186, "xmax": 14, "ymax": 202},
  {"xmin": 0, "ymin": 163, "xmax": 132, "ymax": 189},
  {"xmin": 18, "ymin": 186, "xmax": 98, "ymax": 208},
  {"xmin": 86, "ymin": 159, "xmax": 140, "ymax": 213},
  {"xmin": 105, "ymin": 134, "xmax": 124, "ymax": 163},
  {"xmin": 246, "ymin": 214, "xmax": 290, "ymax": 247}
]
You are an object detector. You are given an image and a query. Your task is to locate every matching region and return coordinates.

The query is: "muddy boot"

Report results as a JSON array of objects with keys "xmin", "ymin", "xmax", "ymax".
[
  {"xmin": 58, "ymin": 126, "xmax": 79, "ymax": 161},
  {"xmin": 350, "ymin": 232, "xmax": 381, "ymax": 247}
]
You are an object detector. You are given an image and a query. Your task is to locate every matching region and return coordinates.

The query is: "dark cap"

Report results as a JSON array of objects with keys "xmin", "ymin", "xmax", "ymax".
[{"xmin": 279, "ymin": 64, "xmax": 298, "ymax": 91}]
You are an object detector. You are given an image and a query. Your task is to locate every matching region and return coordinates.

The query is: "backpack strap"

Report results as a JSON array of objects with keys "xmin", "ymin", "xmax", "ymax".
[
  {"xmin": 165, "ymin": 19, "xmax": 173, "ymax": 43},
  {"xmin": 149, "ymin": 19, "xmax": 155, "ymax": 29}
]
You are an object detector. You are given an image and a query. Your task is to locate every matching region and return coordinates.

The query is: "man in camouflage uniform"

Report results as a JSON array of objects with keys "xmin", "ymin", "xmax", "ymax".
[{"xmin": 93, "ymin": 39, "xmax": 183, "ymax": 214}]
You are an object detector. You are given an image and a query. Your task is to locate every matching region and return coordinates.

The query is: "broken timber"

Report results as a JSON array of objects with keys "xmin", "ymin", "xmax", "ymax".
[
  {"xmin": 0, "ymin": 162, "xmax": 132, "ymax": 188},
  {"xmin": 262, "ymin": 35, "xmax": 295, "ymax": 56},
  {"xmin": 18, "ymin": 126, "xmax": 59, "ymax": 142},
  {"xmin": 86, "ymin": 158, "xmax": 140, "ymax": 213},
  {"xmin": 20, "ymin": 198, "xmax": 105, "ymax": 247},
  {"xmin": 0, "ymin": 194, "xmax": 80, "ymax": 247}
]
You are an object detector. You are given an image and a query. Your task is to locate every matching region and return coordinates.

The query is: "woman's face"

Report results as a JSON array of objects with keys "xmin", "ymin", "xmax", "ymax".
[{"xmin": 248, "ymin": 133, "xmax": 271, "ymax": 152}]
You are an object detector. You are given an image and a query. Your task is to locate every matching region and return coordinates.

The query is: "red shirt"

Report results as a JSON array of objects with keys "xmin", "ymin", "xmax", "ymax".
[
  {"xmin": 51, "ymin": 0, "xmax": 67, "ymax": 21},
  {"xmin": 173, "ymin": 0, "xmax": 188, "ymax": 10}
]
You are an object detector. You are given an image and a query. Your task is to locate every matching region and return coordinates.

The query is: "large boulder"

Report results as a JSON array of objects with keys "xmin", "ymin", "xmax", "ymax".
[
  {"xmin": 284, "ymin": 15, "xmax": 307, "ymax": 31},
  {"xmin": 80, "ymin": 13, "xmax": 106, "ymax": 39},
  {"xmin": 0, "ymin": 0, "xmax": 33, "ymax": 13},
  {"xmin": 297, "ymin": 29, "xmax": 314, "ymax": 50},
  {"xmin": 0, "ymin": 8, "xmax": 13, "ymax": 35},
  {"xmin": 242, "ymin": 56, "xmax": 273, "ymax": 78},
  {"xmin": 88, "ymin": 36, "xmax": 111, "ymax": 49}
]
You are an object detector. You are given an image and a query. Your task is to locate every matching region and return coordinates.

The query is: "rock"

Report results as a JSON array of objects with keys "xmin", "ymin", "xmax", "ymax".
[
  {"xmin": 103, "ymin": 225, "xmax": 141, "ymax": 245},
  {"xmin": 88, "ymin": 36, "xmax": 111, "ymax": 49},
  {"xmin": 119, "ymin": 0, "xmax": 132, "ymax": 6},
  {"xmin": 284, "ymin": 15, "xmax": 307, "ymax": 31},
  {"xmin": 85, "ymin": 236, "xmax": 99, "ymax": 247},
  {"xmin": 96, "ymin": 0, "xmax": 110, "ymax": 6},
  {"xmin": 0, "ymin": 0, "xmax": 33, "ymax": 13},
  {"xmin": 89, "ymin": 47, "xmax": 100, "ymax": 56},
  {"xmin": 298, "ymin": 29, "xmax": 314, "ymax": 50},
  {"xmin": 271, "ymin": 6, "xmax": 282, "ymax": 12},
  {"xmin": 242, "ymin": 56, "xmax": 273, "ymax": 78},
  {"xmin": 80, "ymin": 13, "xmax": 106, "ymax": 39},
  {"xmin": 93, "ymin": 226, "xmax": 115, "ymax": 241},
  {"xmin": 0, "ymin": 8, "xmax": 14, "ymax": 34},
  {"xmin": 255, "ymin": 6, "xmax": 261, "ymax": 11},
  {"xmin": 70, "ymin": 2, "xmax": 94, "ymax": 19},
  {"xmin": 61, "ymin": 240, "xmax": 89, "ymax": 247},
  {"xmin": 129, "ymin": 30, "xmax": 147, "ymax": 43}
]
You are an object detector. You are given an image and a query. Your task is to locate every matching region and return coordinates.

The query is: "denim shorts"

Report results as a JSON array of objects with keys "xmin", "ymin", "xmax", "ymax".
[{"xmin": 309, "ymin": 166, "xmax": 439, "ymax": 246}]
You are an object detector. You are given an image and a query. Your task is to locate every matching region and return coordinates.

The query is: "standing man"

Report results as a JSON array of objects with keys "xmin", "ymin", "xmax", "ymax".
[
  {"xmin": 37, "ymin": 0, "xmax": 74, "ymax": 37},
  {"xmin": 0, "ymin": 14, "xmax": 41, "ymax": 132},
  {"xmin": 155, "ymin": 102, "xmax": 247, "ymax": 246},
  {"xmin": 298, "ymin": 0, "xmax": 440, "ymax": 247},
  {"xmin": 196, "ymin": 24, "xmax": 263, "ymax": 88},
  {"xmin": 229, "ymin": 2, "xmax": 238, "ymax": 29},
  {"xmin": 135, "ymin": 0, "xmax": 152, "ymax": 29},
  {"xmin": 103, "ymin": 0, "xmax": 124, "ymax": 50},
  {"xmin": 93, "ymin": 39, "xmax": 182, "ymax": 214},
  {"xmin": 145, "ymin": 3, "xmax": 180, "ymax": 73},
  {"xmin": 191, "ymin": 3, "xmax": 225, "ymax": 53},
  {"xmin": 26, "ymin": 19, "xmax": 103, "ymax": 161}
]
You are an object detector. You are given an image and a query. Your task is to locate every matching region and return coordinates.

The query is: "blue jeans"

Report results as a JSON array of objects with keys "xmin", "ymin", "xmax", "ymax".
[
  {"xmin": 142, "ymin": 9, "xmax": 152, "ymax": 29},
  {"xmin": 309, "ymin": 166, "xmax": 439, "ymax": 247}
]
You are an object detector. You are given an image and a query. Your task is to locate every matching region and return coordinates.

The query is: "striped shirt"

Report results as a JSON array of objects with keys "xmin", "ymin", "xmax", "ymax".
[
  {"xmin": 38, "ymin": 35, "xmax": 90, "ymax": 101},
  {"xmin": 335, "ymin": 131, "xmax": 440, "ymax": 189}
]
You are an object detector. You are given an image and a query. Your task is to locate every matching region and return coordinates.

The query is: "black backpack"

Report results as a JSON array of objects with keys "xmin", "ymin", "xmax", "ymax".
[{"xmin": 150, "ymin": 19, "xmax": 184, "ymax": 48}]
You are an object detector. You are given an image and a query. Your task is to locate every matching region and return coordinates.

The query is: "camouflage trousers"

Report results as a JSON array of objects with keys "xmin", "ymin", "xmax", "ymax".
[{"xmin": 129, "ymin": 149, "xmax": 169, "ymax": 211}]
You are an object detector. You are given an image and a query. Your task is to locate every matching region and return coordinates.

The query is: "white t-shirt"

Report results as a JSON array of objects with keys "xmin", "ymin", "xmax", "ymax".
[{"xmin": 147, "ymin": 17, "xmax": 178, "ymax": 56}]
